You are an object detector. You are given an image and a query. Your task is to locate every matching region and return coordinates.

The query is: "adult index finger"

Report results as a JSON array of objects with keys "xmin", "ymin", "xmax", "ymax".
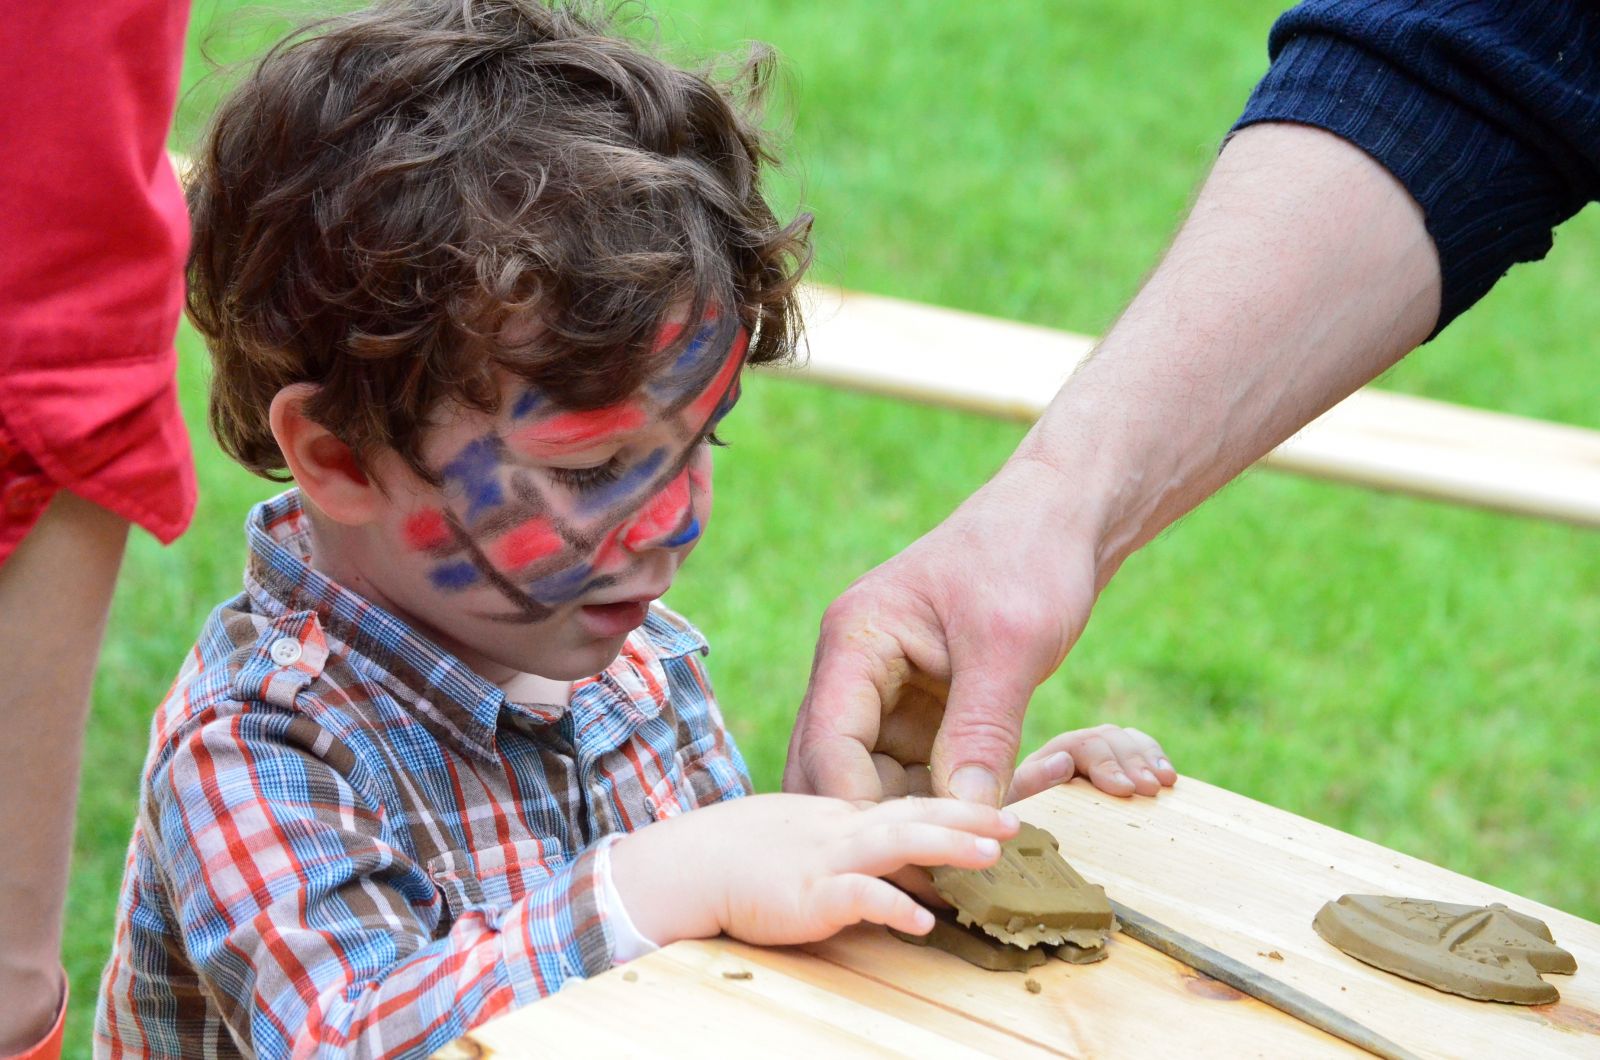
[{"xmin": 783, "ymin": 621, "xmax": 897, "ymax": 802}]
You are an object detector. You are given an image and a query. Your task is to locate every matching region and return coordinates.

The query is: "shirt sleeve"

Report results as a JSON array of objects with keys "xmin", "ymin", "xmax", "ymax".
[
  {"xmin": 1232, "ymin": 0, "xmax": 1600, "ymax": 333},
  {"xmin": 141, "ymin": 710, "xmax": 619, "ymax": 1058}
]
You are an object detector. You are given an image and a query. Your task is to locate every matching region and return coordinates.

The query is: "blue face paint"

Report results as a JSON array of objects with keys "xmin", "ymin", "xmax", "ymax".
[
  {"xmin": 441, "ymin": 437, "xmax": 507, "ymax": 521},
  {"xmin": 429, "ymin": 560, "xmax": 482, "ymax": 590},
  {"xmin": 574, "ymin": 446, "xmax": 669, "ymax": 517},
  {"xmin": 527, "ymin": 562, "xmax": 597, "ymax": 605},
  {"xmin": 510, "ymin": 389, "xmax": 545, "ymax": 420},
  {"xmin": 660, "ymin": 515, "xmax": 701, "ymax": 549},
  {"xmin": 648, "ymin": 324, "xmax": 724, "ymax": 404}
]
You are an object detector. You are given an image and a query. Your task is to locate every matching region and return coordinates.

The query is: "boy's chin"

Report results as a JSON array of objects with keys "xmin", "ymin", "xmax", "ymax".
[{"xmin": 492, "ymin": 634, "xmax": 630, "ymax": 683}]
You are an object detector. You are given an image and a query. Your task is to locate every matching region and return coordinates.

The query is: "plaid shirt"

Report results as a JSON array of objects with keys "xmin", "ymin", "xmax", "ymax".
[{"xmin": 96, "ymin": 489, "xmax": 751, "ymax": 1058}]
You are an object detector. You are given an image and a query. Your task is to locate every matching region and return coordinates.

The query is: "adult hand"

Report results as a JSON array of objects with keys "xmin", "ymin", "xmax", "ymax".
[
  {"xmin": 784, "ymin": 453, "xmax": 1098, "ymax": 807},
  {"xmin": 785, "ymin": 123, "xmax": 1441, "ymax": 808}
]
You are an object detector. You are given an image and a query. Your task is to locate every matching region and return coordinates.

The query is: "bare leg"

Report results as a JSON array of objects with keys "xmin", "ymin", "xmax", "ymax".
[{"xmin": 0, "ymin": 491, "xmax": 129, "ymax": 1052}]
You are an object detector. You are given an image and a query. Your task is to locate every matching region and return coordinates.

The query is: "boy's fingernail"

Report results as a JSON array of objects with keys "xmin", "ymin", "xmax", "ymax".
[
  {"xmin": 1048, "ymin": 751, "xmax": 1072, "ymax": 775},
  {"xmin": 912, "ymin": 907, "xmax": 934, "ymax": 933},
  {"xmin": 1157, "ymin": 758, "xmax": 1173, "ymax": 772},
  {"xmin": 1140, "ymin": 769, "xmax": 1158, "ymax": 785},
  {"xmin": 949, "ymin": 766, "xmax": 999, "ymax": 806},
  {"xmin": 1113, "ymin": 771, "xmax": 1130, "ymax": 787},
  {"xmin": 999, "ymin": 809, "xmax": 1020, "ymax": 830},
  {"xmin": 975, "ymin": 837, "xmax": 1000, "ymax": 858}
]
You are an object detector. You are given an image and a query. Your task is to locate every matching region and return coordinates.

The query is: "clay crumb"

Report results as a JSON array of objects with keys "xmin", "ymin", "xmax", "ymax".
[
  {"xmin": 1025, "ymin": 978, "xmax": 1042, "ymax": 994},
  {"xmin": 1259, "ymin": 950, "xmax": 1284, "ymax": 961},
  {"xmin": 622, "ymin": 970, "xmax": 638, "ymax": 982},
  {"xmin": 721, "ymin": 970, "xmax": 753, "ymax": 980}
]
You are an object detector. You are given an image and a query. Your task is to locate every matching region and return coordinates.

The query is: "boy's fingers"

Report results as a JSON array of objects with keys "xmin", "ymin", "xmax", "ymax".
[
  {"xmin": 815, "ymin": 874, "xmax": 932, "ymax": 936},
  {"xmin": 845, "ymin": 822, "xmax": 1003, "ymax": 877},
  {"xmin": 1069, "ymin": 734, "xmax": 1139, "ymax": 796},
  {"xmin": 1004, "ymin": 750, "xmax": 1073, "ymax": 804},
  {"xmin": 1095, "ymin": 726, "xmax": 1164, "ymax": 794},
  {"xmin": 863, "ymin": 795, "xmax": 1019, "ymax": 837},
  {"xmin": 1123, "ymin": 726, "xmax": 1178, "ymax": 783}
]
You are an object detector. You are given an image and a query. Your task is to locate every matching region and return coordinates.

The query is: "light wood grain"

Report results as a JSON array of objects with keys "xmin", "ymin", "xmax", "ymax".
[
  {"xmin": 770, "ymin": 286, "xmax": 1600, "ymax": 527},
  {"xmin": 441, "ymin": 778, "xmax": 1599, "ymax": 1058}
]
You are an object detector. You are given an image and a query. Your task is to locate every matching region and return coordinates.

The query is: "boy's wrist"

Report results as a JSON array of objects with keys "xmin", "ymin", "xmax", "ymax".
[{"xmin": 609, "ymin": 816, "xmax": 723, "ymax": 946}]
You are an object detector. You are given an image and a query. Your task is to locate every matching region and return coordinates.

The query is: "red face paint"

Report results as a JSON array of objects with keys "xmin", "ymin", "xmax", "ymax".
[
  {"xmin": 490, "ymin": 518, "xmax": 565, "ymax": 571},
  {"xmin": 403, "ymin": 508, "xmax": 452, "ymax": 552},
  {"xmin": 622, "ymin": 467, "xmax": 693, "ymax": 550},
  {"xmin": 506, "ymin": 404, "xmax": 649, "ymax": 456}
]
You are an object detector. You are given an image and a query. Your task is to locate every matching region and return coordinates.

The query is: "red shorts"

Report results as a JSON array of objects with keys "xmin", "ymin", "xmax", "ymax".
[{"xmin": 0, "ymin": 0, "xmax": 196, "ymax": 567}]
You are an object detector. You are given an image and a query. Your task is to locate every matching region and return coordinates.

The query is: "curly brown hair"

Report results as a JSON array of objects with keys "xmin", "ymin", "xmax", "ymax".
[{"xmin": 187, "ymin": 0, "xmax": 811, "ymax": 482}]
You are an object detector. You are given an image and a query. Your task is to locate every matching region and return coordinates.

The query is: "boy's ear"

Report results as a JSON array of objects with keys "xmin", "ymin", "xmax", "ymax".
[{"xmin": 269, "ymin": 384, "xmax": 384, "ymax": 526}]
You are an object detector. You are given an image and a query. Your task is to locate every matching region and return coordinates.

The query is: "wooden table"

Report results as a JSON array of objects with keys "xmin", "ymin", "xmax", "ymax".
[{"xmin": 439, "ymin": 778, "xmax": 1600, "ymax": 1058}]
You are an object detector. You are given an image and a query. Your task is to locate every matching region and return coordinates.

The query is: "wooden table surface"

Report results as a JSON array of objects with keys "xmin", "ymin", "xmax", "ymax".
[{"xmin": 438, "ymin": 777, "xmax": 1600, "ymax": 1058}]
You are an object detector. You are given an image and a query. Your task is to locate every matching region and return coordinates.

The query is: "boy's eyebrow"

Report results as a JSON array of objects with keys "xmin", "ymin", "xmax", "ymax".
[{"xmin": 507, "ymin": 405, "xmax": 648, "ymax": 452}]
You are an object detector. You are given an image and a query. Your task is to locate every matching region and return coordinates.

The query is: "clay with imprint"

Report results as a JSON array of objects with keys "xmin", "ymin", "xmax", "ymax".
[
  {"xmin": 1313, "ymin": 894, "xmax": 1578, "ymax": 1005},
  {"xmin": 931, "ymin": 821, "xmax": 1117, "ymax": 949},
  {"xmin": 895, "ymin": 821, "xmax": 1117, "ymax": 970}
]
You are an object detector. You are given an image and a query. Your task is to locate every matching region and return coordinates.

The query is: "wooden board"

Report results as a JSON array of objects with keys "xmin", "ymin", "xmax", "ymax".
[
  {"xmin": 770, "ymin": 286, "xmax": 1600, "ymax": 528},
  {"xmin": 438, "ymin": 778, "xmax": 1600, "ymax": 1058}
]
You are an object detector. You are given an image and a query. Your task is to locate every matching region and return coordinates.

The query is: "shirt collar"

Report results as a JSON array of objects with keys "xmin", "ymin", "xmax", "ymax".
[{"xmin": 242, "ymin": 489, "xmax": 708, "ymax": 762}]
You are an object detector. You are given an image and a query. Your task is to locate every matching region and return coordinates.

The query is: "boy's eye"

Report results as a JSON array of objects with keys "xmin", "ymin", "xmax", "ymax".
[
  {"xmin": 548, "ymin": 459, "xmax": 625, "ymax": 492},
  {"xmin": 702, "ymin": 430, "xmax": 728, "ymax": 448}
]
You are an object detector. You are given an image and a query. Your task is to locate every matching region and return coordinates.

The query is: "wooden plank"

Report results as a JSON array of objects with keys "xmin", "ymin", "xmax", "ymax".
[
  {"xmin": 441, "ymin": 778, "xmax": 1599, "ymax": 1057},
  {"xmin": 772, "ymin": 286, "xmax": 1600, "ymax": 527},
  {"xmin": 1017, "ymin": 777, "xmax": 1600, "ymax": 1059}
]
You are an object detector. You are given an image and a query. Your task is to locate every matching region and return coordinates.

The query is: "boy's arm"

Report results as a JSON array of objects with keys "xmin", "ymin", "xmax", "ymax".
[{"xmin": 127, "ymin": 714, "xmax": 622, "ymax": 1057}]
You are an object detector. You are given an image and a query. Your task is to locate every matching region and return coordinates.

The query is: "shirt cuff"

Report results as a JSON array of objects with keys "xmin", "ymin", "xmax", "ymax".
[
  {"xmin": 595, "ymin": 835, "xmax": 659, "ymax": 964},
  {"xmin": 4, "ymin": 971, "xmax": 66, "ymax": 1060}
]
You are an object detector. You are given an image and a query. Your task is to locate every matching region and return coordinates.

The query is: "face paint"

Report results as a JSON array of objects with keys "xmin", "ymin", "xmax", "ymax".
[
  {"xmin": 505, "ymin": 405, "xmax": 648, "ymax": 457},
  {"xmin": 414, "ymin": 320, "xmax": 746, "ymax": 622},
  {"xmin": 440, "ymin": 436, "xmax": 509, "ymax": 522}
]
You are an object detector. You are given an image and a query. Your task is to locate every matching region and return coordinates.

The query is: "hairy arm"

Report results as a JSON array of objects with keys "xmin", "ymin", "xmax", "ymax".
[{"xmin": 787, "ymin": 121, "xmax": 1441, "ymax": 804}]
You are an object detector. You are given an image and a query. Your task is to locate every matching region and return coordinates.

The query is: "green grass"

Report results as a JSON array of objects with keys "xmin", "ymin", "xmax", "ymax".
[{"xmin": 63, "ymin": 0, "xmax": 1600, "ymax": 1050}]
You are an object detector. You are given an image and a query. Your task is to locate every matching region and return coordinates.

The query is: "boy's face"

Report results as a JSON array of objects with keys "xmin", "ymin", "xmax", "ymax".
[{"xmin": 357, "ymin": 319, "xmax": 746, "ymax": 683}]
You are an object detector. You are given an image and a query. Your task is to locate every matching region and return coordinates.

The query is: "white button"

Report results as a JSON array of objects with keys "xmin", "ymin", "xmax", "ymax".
[{"xmin": 269, "ymin": 637, "xmax": 303, "ymax": 666}]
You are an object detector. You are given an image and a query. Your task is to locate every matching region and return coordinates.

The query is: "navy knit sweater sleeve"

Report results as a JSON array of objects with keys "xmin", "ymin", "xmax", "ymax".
[{"xmin": 1233, "ymin": 1, "xmax": 1600, "ymax": 333}]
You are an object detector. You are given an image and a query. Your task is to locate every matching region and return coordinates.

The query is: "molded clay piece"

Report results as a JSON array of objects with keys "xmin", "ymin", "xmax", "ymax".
[
  {"xmin": 930, "ymin": 822, "xmax": 1116, "ymax": 951},
  {"xmin": 890, "ymin": 907, "xmax": 1047, "ymax": 972},
  {"xmin": 1051, "ymin": 938, "xmax": 1112, "ymax": 965},
  {"xmin": 1313, "ymin": 894, "xmax": 1578, "ymax": 1005}
]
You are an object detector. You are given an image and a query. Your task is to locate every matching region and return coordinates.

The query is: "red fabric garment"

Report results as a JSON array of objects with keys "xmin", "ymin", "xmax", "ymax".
[{"xmin": 0, "ymin": 0, "xmax": 196, "ymax": 565}]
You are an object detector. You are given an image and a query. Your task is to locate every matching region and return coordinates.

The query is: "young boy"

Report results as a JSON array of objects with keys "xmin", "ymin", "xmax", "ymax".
[{"xmin": 96, "ymin": 2, "xmax": 1177, "ymax": 1055}]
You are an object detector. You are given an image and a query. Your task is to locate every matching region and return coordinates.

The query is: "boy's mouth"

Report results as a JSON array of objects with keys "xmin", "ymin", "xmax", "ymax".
[{"xmin": 576, "ymin": 596, "xmax": 656, "ymax": 638}]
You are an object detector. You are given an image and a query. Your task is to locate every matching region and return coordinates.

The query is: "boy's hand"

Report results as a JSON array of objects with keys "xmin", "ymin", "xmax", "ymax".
[
  {"xmin": 609, "ymin": 794, "xmax": 1018, "ymax": 947},
  {"xmin": 1005, "ymin": 724, "xmax": 1176, "ymax": 803}
]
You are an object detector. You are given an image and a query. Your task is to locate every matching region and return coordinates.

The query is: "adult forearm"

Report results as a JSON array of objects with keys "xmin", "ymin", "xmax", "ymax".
[{"xmin": 1017, "ymin": 122, "xmax": 1442, "ymax": 584}]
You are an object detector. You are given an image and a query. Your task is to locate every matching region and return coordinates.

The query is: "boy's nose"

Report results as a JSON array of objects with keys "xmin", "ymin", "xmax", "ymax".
[{"xmin": 620, "ymin": 468, "xmax": 700, "ymax": 553}]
